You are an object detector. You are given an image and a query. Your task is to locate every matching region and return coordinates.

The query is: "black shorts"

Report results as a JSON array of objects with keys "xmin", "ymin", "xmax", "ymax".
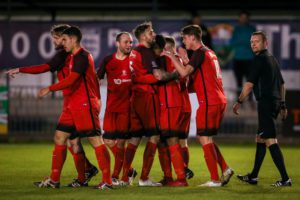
[{"xmin": 257, "ymin": 100, "xmax": 280, "ymax": 139}]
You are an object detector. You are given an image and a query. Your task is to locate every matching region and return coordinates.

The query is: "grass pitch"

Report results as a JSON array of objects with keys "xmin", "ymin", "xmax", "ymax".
[{"xmin": 0, "ymin": 142, "xmax": 299, "ymax": 200}]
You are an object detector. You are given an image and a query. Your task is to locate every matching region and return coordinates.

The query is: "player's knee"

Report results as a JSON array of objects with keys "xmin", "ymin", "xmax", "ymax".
[
  {"xmin": 104, "ymin": 139, "xmax": 116, "ymax": 148},
  {"xmin": 53, "ymin": 133, "xmax": 68, "ymax": 145},
  {"xmin": 116, "ymin": 139, "xmax": 126, "ymax": 148},
  {"xmin": 149, "ymin": 135, "xmax": 160, "ymax": 144},
  {"xmin": 179, "ymin": 139, "xmax": 188, "ymax": 147}
]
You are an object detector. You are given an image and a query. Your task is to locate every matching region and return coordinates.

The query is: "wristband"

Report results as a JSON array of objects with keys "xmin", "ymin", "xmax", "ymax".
[{"xmin": 237, "ymin": 99, "xmax": 243, "ymax": 104}]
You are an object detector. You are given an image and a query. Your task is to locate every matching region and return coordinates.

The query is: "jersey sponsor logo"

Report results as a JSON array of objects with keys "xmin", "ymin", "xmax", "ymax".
[
  {"xmin": 151, "ymin": 61, "xmax": 158, "ymax": 68},
  {"xmin": 113, "ymin": 78, "xmax": 132, "ymax": 85}
]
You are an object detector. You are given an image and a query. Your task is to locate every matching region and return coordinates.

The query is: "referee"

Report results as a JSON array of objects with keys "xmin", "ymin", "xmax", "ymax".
[{"xmin": 233, "ymin": 31, "xmax": 291, "ymax": 187}]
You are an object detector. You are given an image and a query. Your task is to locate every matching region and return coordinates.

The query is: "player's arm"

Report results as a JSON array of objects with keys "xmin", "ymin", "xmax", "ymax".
[
  {"xmin": 279, "ymin": 83, "xmax": 288, "ymax": 120},
  {"xmin": 233, "ymin": 57, "xmax": 262, "ymax": 115},
  {"xmin": 38, "ymin": 72, "xmax": 80, "ymax": 98},
  {"xmin": 6, "ymin": 64, "xmax": 50, "ymax": 78},
  {"xmin": 232, "ymin": 82, "xmax": 254, "ymax": 115},
  {"xmin": 161, "ymin": 51, "xmax": 194, "ymax": 78},
  {"xmin": 133, "ymin": 74, "xmax": 159, "ymax": 84},
  {"xmin": 153, "ymin": 69, "xmax": 179, "ymax": 82}
]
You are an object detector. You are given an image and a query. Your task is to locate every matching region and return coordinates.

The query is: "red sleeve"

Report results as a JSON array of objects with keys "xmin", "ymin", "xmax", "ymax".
[
  {"xmin": 132, "ymin": 74, "xmax": 158, "ymax": 84},
  {"xmin": 19, "ymin": 64, "xmax": 50, "ymax": 74},
  {"xmin": 49, "ymin": 72, "xmax": 80, "ymax": 91}
]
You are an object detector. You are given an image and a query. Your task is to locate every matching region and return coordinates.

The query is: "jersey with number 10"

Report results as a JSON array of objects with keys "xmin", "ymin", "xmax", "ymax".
[{"xmin": 188, "ymin": 46, "xmax": 226, "ymax": 105}]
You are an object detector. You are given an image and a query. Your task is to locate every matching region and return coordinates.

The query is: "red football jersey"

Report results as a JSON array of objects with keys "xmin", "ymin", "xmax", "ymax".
[
  {"xmin": 157, "ymin": 56, "xmax": 182, "ymax": 108},
  {"xmin": 188, "ymin": 46, "xmax": 226, "ymax": 105},
  {"xmin": 47, "ymin": 49, "xmax": 72, "ymax": 97},
  {"xmin": 64, "ymin": 48, "xmax": 100, "ymax": 108},
  {"xmin": 97, "ymin": 53, "xmax": 131, "ymax": 112},
  {"xmin": 129, "ymin": 44, "xmax": 159, "ymax": 93}
]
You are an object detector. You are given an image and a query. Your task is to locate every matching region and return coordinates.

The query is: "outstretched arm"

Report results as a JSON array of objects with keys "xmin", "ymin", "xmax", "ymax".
[{"xmin": 6, "ymin": 64, "xmax": 50, "ymax": 78}]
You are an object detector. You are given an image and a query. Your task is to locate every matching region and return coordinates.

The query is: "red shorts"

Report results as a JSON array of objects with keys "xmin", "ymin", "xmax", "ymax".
[
  {"xmin": 160, "ymin": 106, "xmax": 183, "ymax": 139},
  {"xmin": 102, "ymin": 111, "xmax": 130, "ymax": 140},
  {"xmin": 57, "ymin": 104, "xmax": 101, "ymax": 139},
  {"xmin": 130, "ymin": 92, "xmax": 160, "ymax": 137},
  {"xmin": 196, "ymin": 103, "xmax": 226, "ymax": 136},
  {"xmin": 178, "ymin": 110, "xmax": 191, "ymax": 139}
]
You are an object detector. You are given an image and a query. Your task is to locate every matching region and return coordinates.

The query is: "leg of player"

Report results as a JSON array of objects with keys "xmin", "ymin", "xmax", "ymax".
[
  {"xmin": 138, "ymin": 135, "xmax": 162, "ymax": 187},
  {"xmin": 198, "ymin": 136, "xmax": 222, "ymax": 187},
  {"xmin": 88, "ymin": 135, "xmax": 113, "ymax": 190},
  {"xmin": 237, "ymin": 135, "xmax": 265, "ymax": 185},
  {"xmin": 166, "ymin": 137, "xmax": 188, "ymax": 187},
  {"xmin": 120, "ymin": 137, "xmax": 141, "ymax": 185},
  {"xmin": 158, "ymin": 141, "xmax": 173, "ymax": 186},
  {"xmin": 265, "ymin": 138, "xmax": 291, "ymax": 187},
  {"xmin": 34, "ymin": 130, "xmax": 70, "ymax": 188},
  {"xmin": 66, "ymin": 138, "xmax": 88, "ymax": 187},
  {"xmin": 214, "ymin": 141, "xmax": 234, "ymax": 186},
  {"xmin": 104, "ymin": 138, "xmax": 118, "ymax": 156},
  {"xmin": 66, "ymin": 138, "xmax": 99, "ymax": 187},
  {"xmin": 179, "ymin": 139, "xmax": 194, "ymax": 179},
  {"xmin": 111, "ymin": 138, "xmax": 126, "ymax": 186}
]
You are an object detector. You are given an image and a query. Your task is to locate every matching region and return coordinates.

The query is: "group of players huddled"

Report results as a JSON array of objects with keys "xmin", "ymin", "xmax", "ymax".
[{"xmin": 7, "ymin": 22, "xmax": 236, "ymax": 189}]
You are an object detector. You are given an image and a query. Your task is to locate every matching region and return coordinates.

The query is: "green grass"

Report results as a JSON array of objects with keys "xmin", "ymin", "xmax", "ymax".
[{"xmin": 0, "ymin": 142, "xmax": 299, "ymax": 200}]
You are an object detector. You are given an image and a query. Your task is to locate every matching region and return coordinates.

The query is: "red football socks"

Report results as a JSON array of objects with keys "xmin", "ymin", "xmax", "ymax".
[
  {"xmin": 112, "ymin": 147, "xmax": 125, "ymax": 179},
  {"xmin": 169, "ymin": 144, "xmax": 186, "ymax": 180},
  {"xmin": 202, "ymin": 143, "xmax": 219, "ymax": 181},
  {"xmin": 181, "ymin": 146, "xmax": 190, "ymax": 167},
  {"xmin": 73, "ymin": 152, "xmax": 86, "ymax": 182},
  {"xmin": 121, "ymin": 143, "xmax": 137, "ymax": 182},
  {"xmin": 95, "ymin": 144, "xmax": 111, "ymax": 184},
  {"xmin": 50, "ymin": 144, "xmax": 67, "ymax": 182},
  {"xmin": 109, "ymin": 144, "xmax": 118, "ymax": 157},
  {"xmin": 158, "ymin": 146, "xmax": 173, "ymax": 179},
  {"xmin": 140, "ymin": 141, "xmax": 157, "ymax": 181},
  {"xmin": 214, "ymin": 143, "xmax": 228, "ymax": 172}
]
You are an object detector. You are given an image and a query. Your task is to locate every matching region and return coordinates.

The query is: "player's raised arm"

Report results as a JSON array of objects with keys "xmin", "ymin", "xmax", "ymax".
[{"xmin": 161, "ymin": 50, "xmax": 194, "ymax": 78}]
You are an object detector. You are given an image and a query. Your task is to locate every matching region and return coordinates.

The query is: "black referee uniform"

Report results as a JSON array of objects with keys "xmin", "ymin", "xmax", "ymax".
[
  {"xmin": 237, "ymin": 48, "xmax": 291, "ymax": 187},
  {"xmin": 247, "ymin": 49, "xmax": 284, "ymax": 138}
]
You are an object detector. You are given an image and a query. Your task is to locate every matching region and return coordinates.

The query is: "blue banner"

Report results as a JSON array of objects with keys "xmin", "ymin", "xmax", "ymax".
[{"xmin": 0, "ymin": 19, "xmax": 300, "ymax": 69}]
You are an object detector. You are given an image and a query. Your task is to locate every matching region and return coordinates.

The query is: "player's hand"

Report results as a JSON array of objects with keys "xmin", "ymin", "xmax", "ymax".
[
  {"xmin": 153, "ymin": 69, "xmax": 163, "ymax": 80},
  {"xmin": 232, "ymin": 102, "xmax": 241, "ymax": 115},
  {"xmin": 178, "ymin": 47, "xmax": 189, "ymax": 65},
  {"xmin": 38, "ymin": 87, "xmax": 50, "ymax": 98},
  {"xmin": 280, "ymin": 108, "xmax": 288, "ymax": 121},
  {"xmin": 160, "ymin": 50, "xmax": 172, "ymax": 58},
  {"xmin": 6, "ymin": 68, "xmax": 20, "ymax": 78}
]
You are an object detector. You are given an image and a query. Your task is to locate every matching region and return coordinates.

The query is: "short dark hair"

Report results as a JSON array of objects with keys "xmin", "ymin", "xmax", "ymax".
[
  {"xmin": 152, "ymin": 34, "xmax": 166, "ymax": 50},
  {"xmin": 181, "ymin": 25, "xmax": 202, "ymax": 41},
  {"xmin": 62, "ymin": 26, "xmax": 82, "ymax": 43},
  {"xmin": 252, "ymin": 31, "xmax": 267, "ymax": 42},
  {"xmin": 133, "ymin": 21, "xmax": 152, "ymax": 40},
  {"xmin": 164, "ymin": 36, "xmax": 176, "ymax": 48},
  {"xmin": 50, "ymin": 24, "xmax": 70, "ymax": 35},
  {"xmin": 116, "ymin": 32, "xmax": 131, "ymax": 42}
]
